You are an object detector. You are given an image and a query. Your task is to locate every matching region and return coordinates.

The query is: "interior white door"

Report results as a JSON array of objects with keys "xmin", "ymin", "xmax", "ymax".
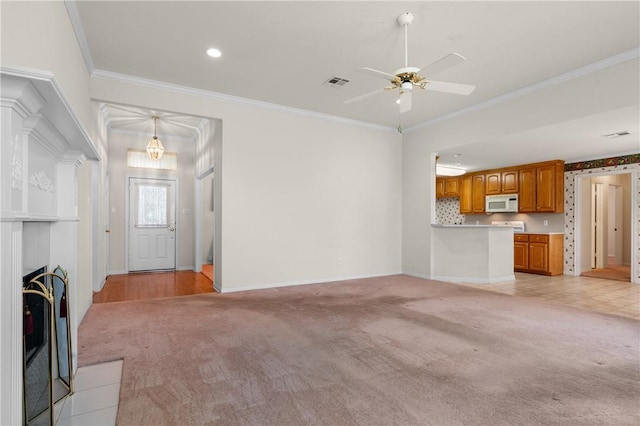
[
  {"xmin": 591, "ymin": 182, "xmax": 604, "ymax": 269},
  {"xmin": 608, "ymin": 184, "xmax": 624, "ymax": 266},
  {"xmin": 128, "ymin": 178, "xmax": 176, "ymax": 271}
]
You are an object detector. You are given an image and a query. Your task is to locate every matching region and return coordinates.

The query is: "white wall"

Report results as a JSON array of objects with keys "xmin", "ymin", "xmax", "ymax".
[
  {"xmin": 201, "ymin": 175, "xmax": 214, "ymax": 263},
  {"xmin": 91, "ymin": 77, "xmax": 403, "ymax": 291},
  {"xmin": 0, "ymin": 1, "xmax": 94, "ymax": 135}
]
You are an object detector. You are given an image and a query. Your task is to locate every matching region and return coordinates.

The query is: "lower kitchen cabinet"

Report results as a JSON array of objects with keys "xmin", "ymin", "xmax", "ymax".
[
  {"xmin": 514, "ymin": 236, "xmax": 529, "ymax": 270},
  {"xmin": 513, "ymin": 233, "xmax": 563, "ymax": 276}
]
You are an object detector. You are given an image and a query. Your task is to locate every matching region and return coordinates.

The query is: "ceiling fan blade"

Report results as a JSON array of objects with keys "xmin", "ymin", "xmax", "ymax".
[
  {"xmin": 418, "ymin": 52, "xmax": 467, "ymax": 77},
  {"xmin": 344, "ymin": 87, "xmax": 388, "ymax": 104},
  {"xmin": 399, "ymin": 90, "xmax": 412, "ymax": 113},
  {"xmin": 359, "ymin": 67, "xmax": 400, "ymax": 82},
  {"xmin": 424, "ymin": 80, "xmax": 476, "ymax": 95}
]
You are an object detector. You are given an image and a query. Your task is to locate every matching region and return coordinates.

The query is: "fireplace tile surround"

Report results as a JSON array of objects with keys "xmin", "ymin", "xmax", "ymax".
[{"xmin": 1, "ymin": 69, "xmax": 99, "ymax": 425}]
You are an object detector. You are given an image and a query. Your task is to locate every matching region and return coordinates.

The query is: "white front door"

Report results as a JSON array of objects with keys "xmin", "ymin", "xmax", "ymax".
[{"xmin": 128, "ymin": 178, "xmax": 176, "ymax": 271}]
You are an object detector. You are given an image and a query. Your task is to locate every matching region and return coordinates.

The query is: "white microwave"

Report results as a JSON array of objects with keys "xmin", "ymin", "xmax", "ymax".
[{"xmin": 486, "ymin": 194, "xmax": 519, "ymax": 213}]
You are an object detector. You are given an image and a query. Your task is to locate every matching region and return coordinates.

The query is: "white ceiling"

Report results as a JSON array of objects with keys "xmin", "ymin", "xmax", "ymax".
[{"xmin": 73, "ymin": 1, "xmax": 640, "ymax": 171}]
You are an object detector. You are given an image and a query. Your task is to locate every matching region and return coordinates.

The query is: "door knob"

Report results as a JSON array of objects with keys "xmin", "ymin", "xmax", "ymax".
[
  {"xmin": 169, "ymin": 227, "xmax": 175, "ymax": 232},
  {"xmin": 105, "ymin": 229, "xmax": 110, "ymax": 233}
]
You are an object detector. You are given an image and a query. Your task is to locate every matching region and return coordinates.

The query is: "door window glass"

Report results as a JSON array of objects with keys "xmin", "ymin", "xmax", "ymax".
[{"xmin": 137, "ymin": 184, "xmax": 168, "ymax": 227}]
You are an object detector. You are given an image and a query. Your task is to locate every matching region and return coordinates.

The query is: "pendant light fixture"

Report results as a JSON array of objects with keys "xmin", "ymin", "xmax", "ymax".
[{"xmin": 146, "ymin": 116, "xmax": 165, "ymax": 160}]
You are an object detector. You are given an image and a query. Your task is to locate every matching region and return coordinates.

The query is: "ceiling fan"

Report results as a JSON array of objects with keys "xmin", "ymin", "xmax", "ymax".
[{"xmin": 345, "ymin": 12, "xmax": 476, "ymax": 113}]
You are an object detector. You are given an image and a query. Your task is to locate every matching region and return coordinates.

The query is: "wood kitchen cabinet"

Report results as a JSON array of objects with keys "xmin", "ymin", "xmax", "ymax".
[
  {"xmin": 502, "ymin": 170, "xmax": 519, "ymax": 193},
  {"xmin": 436, "ymin": 178, "xmax": 444, "ymax": 198},
  {"xmin": 513, "ymin": 233, "xmax": 563, "ymax": 276},
  {"xmin": 485, "ymin": 169, "xmax": 518, "ymax": 195},
  {"xmin": 459, "ymin": 173, "xmax": 486, "ymax": 213},
  {"xmin": 471, "ymin": 174, "xmax": 485, "ymax": 213},
  {"xmin": 459, "ymin": 175, "xmax": 473, "ymax": 213},
  {"xmin": 518, "ymin": 160, "xmax": 564, "ymax": 213},
  {"xmin": 514, "ymin": 234, "xmax": 529, "ymax": 270},
  {"xmin": 443, "ymin": 159, "xmax": 563, "ymax": 215},
  {"xmin": 436, "ymin": 177, "xmax": 460, "ymax": 198}
]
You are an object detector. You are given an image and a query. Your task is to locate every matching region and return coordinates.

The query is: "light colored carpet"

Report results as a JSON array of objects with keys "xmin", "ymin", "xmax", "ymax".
[{"xmin": 77, "ymin": 275, "xmax": 640, "ymax": 425}]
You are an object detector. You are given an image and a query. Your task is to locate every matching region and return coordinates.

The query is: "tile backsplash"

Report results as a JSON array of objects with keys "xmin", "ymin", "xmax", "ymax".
[{"xmin": 435, "ymin": 197, "xmax": 466, "ymax": 224}]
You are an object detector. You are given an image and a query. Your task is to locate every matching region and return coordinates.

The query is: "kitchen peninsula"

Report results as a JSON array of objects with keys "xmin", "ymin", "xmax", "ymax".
[{"xmin": 431, "ymin": 224, "xmax": 514, "ymax": 284}]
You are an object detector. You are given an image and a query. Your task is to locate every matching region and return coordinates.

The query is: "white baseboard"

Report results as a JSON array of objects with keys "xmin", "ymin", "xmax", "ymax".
[
  {"xmin": 432, "ymin": 274, "xmax": 515, "ymax": 285},
  {"xmin": 217, "ymin": 271, "xmax": 403, "ymax": 293},
  {"xmin": 402, "ymin": 271, "xmax": 432, "ymax": 280}
]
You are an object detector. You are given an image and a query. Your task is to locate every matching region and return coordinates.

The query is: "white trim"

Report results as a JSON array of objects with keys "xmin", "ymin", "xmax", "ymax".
[
  {"xmin": 404, "ymin": 48, "xmax": 640, "ymax": 134},
  {"xmin": 217, "ymin": 272, "xmax": 403, "ymax": 294},
  {"xmin": 110, "ymin": 127, "xmax": 197, "ymax": 143},
  {"xmin": 64, "ymin": 0, "xmax": 95, "ymax": 74},
  {"xmin": 1, "ymin": 66, "xmax": 100, "ymax": 161},
  {"xmin": 432, "ymin": 275, "xmax": 515, "ymax": 285},
  {"xmin": 403, "ymin": 271, "xmax": 432, "ymax": 280},
  {"xmin": 10, "ymin": 226, "xmax": 22, "ymax": 426},
  {"xmin": 91, "ymin": 69, "xmax": 397, "ymax": 133},
  {"xmin": 193, "ymin": 177, "xmax": 203, "ymax": 273}
]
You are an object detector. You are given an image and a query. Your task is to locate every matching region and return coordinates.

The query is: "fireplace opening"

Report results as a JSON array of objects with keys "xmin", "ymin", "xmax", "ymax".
[{"xmin": 23, "ymin": 265, "xmax": 48, "ymax": 366}]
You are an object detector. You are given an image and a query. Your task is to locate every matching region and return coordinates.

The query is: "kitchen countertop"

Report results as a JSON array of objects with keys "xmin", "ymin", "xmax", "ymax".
[
  {"xmin": 516, "ymin": 232, "xmax": 564, "ymax": 235},
  {"xmin": 432, "ymin": 224, "xmax": 564, "ymax": 235}
]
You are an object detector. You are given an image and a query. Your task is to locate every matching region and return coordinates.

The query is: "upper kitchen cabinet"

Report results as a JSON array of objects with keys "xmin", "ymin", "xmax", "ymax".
[
  {"xmin": 485, "ymin": 169, "xmax": 519, "ymax": 195},
  {"xmin": 518, "ymin": 160, "xmax": 564, "ymax": 213},
  {"xmin": 436, "ymin": 177, "xmax": 460, "ymax": 199},
  {"xmin": 471, "ymin": 174, "xmax": 486, "ymax": 213},
  {"xmin": 459, "ymin": 175, "xmax": 473, "ymax": 213},
  {"xmin": 460, "ymin": 174, "xmax": 484, "ymax": 213}
]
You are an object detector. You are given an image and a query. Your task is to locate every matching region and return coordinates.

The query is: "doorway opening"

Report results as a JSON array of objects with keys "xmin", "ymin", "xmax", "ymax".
[{"xmin": 577, "ymin": 172, "xmax": 632, "ymax": 282}]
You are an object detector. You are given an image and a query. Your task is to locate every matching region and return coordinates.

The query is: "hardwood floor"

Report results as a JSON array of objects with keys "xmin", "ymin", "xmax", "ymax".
[
  {"xmin": 581, "ymin": 264, "xmax": 631, "ymax": 282},
  {"xmin": 93, "ymin": 271, "xmax": 214, "ymax": 303}
]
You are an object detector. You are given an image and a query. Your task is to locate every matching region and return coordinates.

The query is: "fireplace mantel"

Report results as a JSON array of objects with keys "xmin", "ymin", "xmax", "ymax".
[{"xmin": 0, "ymin": 68, "xmax": 99, "ymax": 425}]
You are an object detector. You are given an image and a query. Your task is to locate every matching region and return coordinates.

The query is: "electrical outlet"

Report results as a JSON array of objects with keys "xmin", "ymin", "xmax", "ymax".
[{"xmin": 543, "ymin": 220, "xmax": 548, "ymax": 226}]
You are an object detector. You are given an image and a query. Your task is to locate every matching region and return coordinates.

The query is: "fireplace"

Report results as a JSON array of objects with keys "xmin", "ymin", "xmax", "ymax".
[{"xmin": 22, "ymin": 266, "xmax": 48, "ymax": 366}]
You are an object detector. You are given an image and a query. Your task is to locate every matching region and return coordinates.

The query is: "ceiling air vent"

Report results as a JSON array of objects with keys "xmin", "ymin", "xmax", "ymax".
[
  {"xmin": 323, "ymin": 76, "xmax": 350, "ymax": 88},
  {"xmin": 602, "ymin": 131, "xmax": 630, "ymax": 138}
]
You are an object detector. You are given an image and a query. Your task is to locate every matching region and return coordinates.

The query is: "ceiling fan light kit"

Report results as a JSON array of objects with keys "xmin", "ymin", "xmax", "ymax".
[{"xmin": 345, "ymin": 12, "xmax": 476, "ymax": 113}]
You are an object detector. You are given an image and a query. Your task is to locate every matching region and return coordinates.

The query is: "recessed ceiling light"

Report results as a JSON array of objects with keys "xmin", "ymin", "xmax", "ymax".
[
  {"xmin": 453, "ymin": 153, "xmax": 462, "ymax": 157},
  {"xmin": 206, "ymin": 48, "xmax": 222, "ymax": 58}
]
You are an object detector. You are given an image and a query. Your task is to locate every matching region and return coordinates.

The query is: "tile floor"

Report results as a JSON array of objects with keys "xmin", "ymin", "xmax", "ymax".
[
  {"xmin": 463, "ymin": 272, "xmax": 640, "ymax": 320},
  {"xmin": 34, "ymin": 360, "xmax": 122, "ymax": 425}
]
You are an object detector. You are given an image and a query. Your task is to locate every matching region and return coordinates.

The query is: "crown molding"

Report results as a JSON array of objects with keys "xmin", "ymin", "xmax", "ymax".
[
  {"xmin": 64, "ymin": 0, "xmax": 95, "ymax": 74},
  {"xmin": 404, "ymin": 48, "xmax": 640, "ymax": 134},
  {"xmin": 1, "ymin": 66, "xmax": 100, "ymax": 161},
  {"xmin": 108, "ymin": 126, "xmax": 197, "ymax": 143},
  {"xmin": 91, "ymin": 69, "xmax": 397, "ymax": 133}
]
